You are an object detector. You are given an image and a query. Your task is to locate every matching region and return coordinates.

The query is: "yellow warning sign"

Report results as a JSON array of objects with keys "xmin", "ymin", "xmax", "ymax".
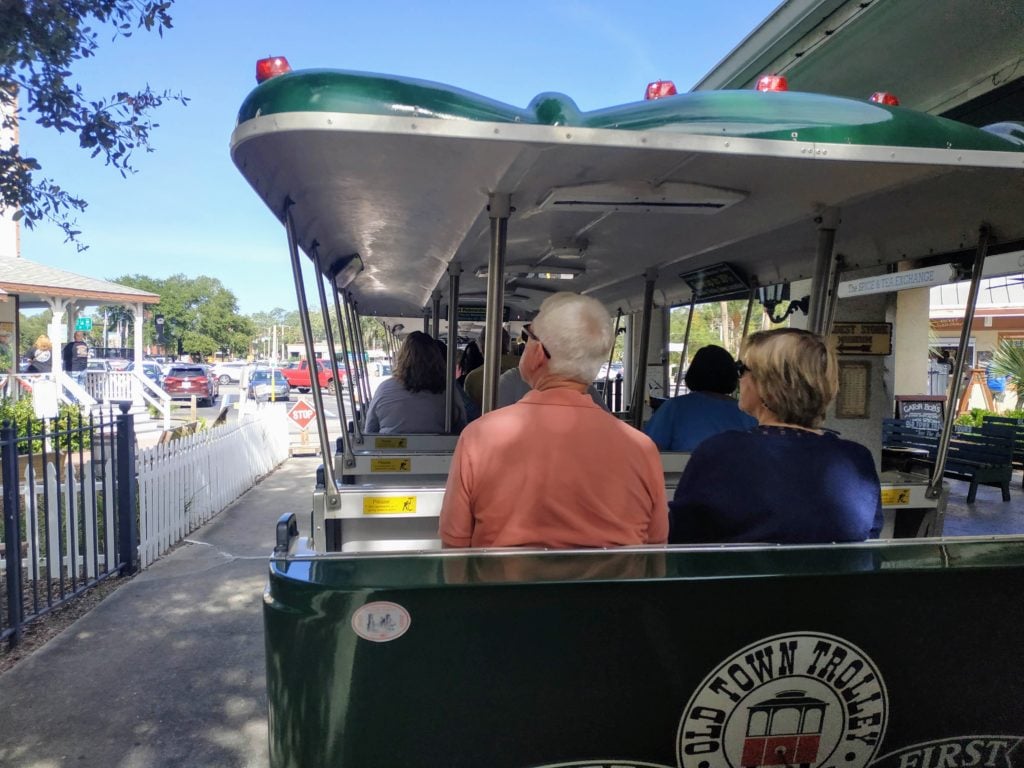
[
  {"xmin": 363, "ymin": 496, "xmax": 417, "ymax": 515},
  {"xmin": 374, "ymin": 437, "xmax": 408, "ymax": 449},
  {"xmin": 881, "ymin": 487, "xmax": 911, "ymax": 505},
  {"xmin": 370, "ymin": 457, "xmax": 412, "ymax": 472}
]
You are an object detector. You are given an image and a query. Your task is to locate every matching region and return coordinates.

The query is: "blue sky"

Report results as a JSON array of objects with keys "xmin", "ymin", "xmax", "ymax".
[{"xmin": 18, "ymin": 0, "xmax": 780, "ymax": 315}]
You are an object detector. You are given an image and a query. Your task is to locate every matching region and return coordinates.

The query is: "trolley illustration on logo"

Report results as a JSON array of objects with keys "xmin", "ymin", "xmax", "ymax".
[{"xmin": 741, "ymin": 690, "xmax": 828, "ymax": 768}]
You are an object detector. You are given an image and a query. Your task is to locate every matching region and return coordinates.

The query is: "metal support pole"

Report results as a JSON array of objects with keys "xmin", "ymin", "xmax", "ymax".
[
  {"xmin": 630, "ymin": 269, "xmax": 658, "ymax": 428},
  {"xmin": 431, "ymin": 291, "xmax": 442, "ymax": 340},
  {"xmin": 482, "ymin": 194, "xmax": 510, "ymax": 415},
  {"xmin": 604, "ymin": 308, "xmax": 623, "ymax": 393},
  {"xmin": 807, "ymin": 209, "xmax": 839, "ymax": 335},
  {"xmin": 285, "ymin": 206, "xmax": 338, "ymax": 510},
  {"xmin": 2, "ymin": 423, "xmax": 23, "ymax": 646},
  {"xmin": 422, "ymin": 312, "xmax": 429, "ymax": 335},
  {"xmin": 345, "ymin": 295, "xmax": 372, "ymax": 409},
  {"xmin": 929, "ymin": 226, "xmax": 991, "ymax": 499},
  {"xmin": 115, "ymin": 402, "xmax": 137, "ymax": 573},
  {"xmin": 445, "ymin": 263, "xmax": 462, "ymax": 432},
  {"xmin": 674, "ymin": 293, "xmax": 697, "ymax": 397},
  {"xmin": 332, "ymin": 287, "xmax": 363, "ymax": 448},
  {"xmin": 741, "ymin": 283, "xmax": 757, "ymax": 342},
  {"xmin": 823, "ymin": 254, "xmax": 846, "ymax": 338},
  {"xmin": 313, "ymin": 256, "xmax": 352, "ymax": 462}
]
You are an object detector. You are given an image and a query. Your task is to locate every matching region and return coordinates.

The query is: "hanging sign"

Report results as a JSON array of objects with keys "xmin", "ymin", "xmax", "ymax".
[
  {"xmin": 837, "ymin": 264, "xmax": 955, "ymax": 298},
  {"xmin": 678, "ymin": 263, "xmax": 748, "ymax": 301},
  {"xmin": 830, "ymin": 322, "xmax": 893, "ymax": 355}
]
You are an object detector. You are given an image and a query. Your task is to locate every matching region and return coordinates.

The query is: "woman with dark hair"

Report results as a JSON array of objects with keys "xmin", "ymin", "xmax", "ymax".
[
  {"xmin": 364, "ymin": 331, "xmax": 467, "ymax": 433},
  {"xmin": 456, "ymin": 340, "xmax": 483, "ymax": 385},
  {"xmin": 669, "ymin": 328, "xmax": 882, "ymax": 544},
  {"xmin": 643, "ymin": 344, "xmax": 756, "ymax": 451}
]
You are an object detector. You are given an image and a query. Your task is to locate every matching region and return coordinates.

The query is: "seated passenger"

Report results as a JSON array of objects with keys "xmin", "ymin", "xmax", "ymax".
[
  {"xmin": 644, "ymin": 344, "xmax": 756, "ymax": 451},
  {"xmin": 363, "ymin": 331, "xmax": 467, "ymax": 433},
  {"xmin": 440, "ymin": 292, "xmax": 667, "ymax": 548},
  {"xmin": 669, "ymin": 328, "xmax": 882, "ymax": 544},
  {"xmin": 456, "ymin": 340, "xmax": 483, "ymax": 385},
  {"xmin": 497, "ymin": 365, "xmax": 609, "ymax": 411},
  {"xmin": 463, "ymin": 329, "xmax": 518, "ymax": 408}
]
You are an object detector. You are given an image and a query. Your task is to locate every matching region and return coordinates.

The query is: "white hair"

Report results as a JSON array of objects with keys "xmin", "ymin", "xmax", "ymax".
[{"xmin": 532, "ymin": 293, "xmax": 613, "ymax": 384}]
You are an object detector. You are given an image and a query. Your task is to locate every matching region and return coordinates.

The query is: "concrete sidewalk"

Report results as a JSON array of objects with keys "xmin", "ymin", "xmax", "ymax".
[{"xmin": 0, "ymin": 456, "xmax": 320, "ymax": 768}]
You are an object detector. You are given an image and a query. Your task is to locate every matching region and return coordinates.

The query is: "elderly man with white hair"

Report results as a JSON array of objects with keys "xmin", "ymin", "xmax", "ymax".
[{"xmin": 439, "ymin": 292, "xmax": 667, "ymax": 548}]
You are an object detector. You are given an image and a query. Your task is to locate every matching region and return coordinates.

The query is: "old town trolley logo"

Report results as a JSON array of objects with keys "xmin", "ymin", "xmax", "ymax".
[{"xmin": 678, "ymin": 633, "xmax": 888, "ymax": 768}]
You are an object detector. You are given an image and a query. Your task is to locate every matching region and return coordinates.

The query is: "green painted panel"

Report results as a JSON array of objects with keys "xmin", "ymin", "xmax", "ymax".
[
  {"xmin": 238, "ymin": 69, "xmax": 1024, "ymax": 153},
  {"xmin": 265, "ymin": 540, "xmax": 1024, "ymax": 767}
]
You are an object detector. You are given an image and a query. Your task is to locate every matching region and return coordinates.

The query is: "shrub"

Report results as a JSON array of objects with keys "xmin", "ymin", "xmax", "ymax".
[{"xmin": 0, "ymin": 395, "xmax": 91, "ymax": 454}]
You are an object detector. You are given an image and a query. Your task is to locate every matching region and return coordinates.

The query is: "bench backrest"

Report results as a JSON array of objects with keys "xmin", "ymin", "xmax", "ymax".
[{"xmin": 265, "ymin": 538, "xmax": 1024, "ymax": 768}]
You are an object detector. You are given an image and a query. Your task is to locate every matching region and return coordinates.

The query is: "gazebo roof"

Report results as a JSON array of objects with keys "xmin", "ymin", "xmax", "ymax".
[{"xmin": 0, "ymin": 256, "xmax": 160, "ymax": 306}]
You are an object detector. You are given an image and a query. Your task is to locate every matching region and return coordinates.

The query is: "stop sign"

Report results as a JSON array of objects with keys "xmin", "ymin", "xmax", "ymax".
[{"xmin": 287, "ymin": 399, "xmax": 317, "ymax": 430}]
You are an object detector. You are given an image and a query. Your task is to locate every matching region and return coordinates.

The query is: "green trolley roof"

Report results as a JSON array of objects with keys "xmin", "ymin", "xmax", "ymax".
[{"xmin": 232, "ymin": 69, "xmax": 1024, "ymax": 316}]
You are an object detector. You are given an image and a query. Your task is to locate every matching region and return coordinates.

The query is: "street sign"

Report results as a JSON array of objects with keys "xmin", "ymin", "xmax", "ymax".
[
  {"xmin": 75, "ymin": 317, "xmax": 93, "ymax": 332},
  {"xmin": 286, "ymin": 399, "xmax": 317, "ymax": 430},
  {"xmin": 678, "ymin": 262, "xmax": 749, "ymax": 301}
]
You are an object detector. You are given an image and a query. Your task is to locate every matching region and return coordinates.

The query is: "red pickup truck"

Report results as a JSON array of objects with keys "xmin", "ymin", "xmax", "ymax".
[{"xmin": 281, "ymin": 359, "xmax": 343, "ymax": 393}]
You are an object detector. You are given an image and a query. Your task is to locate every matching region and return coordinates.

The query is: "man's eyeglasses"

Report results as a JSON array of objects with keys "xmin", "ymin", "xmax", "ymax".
[
  {"xmin": 735, "ymin": 360, "xmax": 751, "ymax": 378},
  {"xmin": 522, "ymin": 324, "xmax": 551, "ymax": 359}
]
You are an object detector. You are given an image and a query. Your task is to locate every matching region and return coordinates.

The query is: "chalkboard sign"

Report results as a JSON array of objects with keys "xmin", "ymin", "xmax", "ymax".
[{"xmin": 895, "ymin": 395, "xmax": 946, "ymax": 436}]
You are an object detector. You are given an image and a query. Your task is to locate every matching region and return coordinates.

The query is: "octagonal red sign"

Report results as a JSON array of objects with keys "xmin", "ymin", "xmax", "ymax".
[{"xmin": 287, "ymin": 399, "xmax": 317, "ymax": 430}]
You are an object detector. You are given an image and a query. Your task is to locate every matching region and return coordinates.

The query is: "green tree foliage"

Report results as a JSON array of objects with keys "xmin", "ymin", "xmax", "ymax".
[
  {"xmin": 97, "ymin": 273, "xmax": 254, "ymax": 358},
  {"xmin": 0, "ymin": 1, "xmax": 186, "ymax": 247},
  {"xmin": 990, "ymin": 338, "xmax": 1024, "ymax": 394},
  {"xmin": 668, "ymin": 300, "xmax": 775, "ymax": 371}
]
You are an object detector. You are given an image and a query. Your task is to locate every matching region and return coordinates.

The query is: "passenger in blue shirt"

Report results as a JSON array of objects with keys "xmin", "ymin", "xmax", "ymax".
[
  {"xmin": 669, "ymin": 328, "xmax": 882, "ymax": 544},
  {"xmin": 644, "ymin": 344, "xmax": 756, "ymax": 451}
]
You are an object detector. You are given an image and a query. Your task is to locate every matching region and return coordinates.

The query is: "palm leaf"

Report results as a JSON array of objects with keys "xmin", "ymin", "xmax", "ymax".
[{"xmin": 990, "ymin": 340, "xmax": 1024, "ymax": 392}]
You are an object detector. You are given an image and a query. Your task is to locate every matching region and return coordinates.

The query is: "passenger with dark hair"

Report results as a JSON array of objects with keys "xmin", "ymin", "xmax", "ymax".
[
  {"xmin": 457, "ymin": 340, "xmax": 483, "ymax": 385},
  {"xmin": 364, "ymin": 331, "xmax": 467, "ymax": 433},
  {"xmin": 463, "ymin": 329, "xmax": 518, "ymax": 408},
  {"xmin": 669, "ymin": 328, "xmax": 882, "ymax": 544},
  {"xmin": 643, "ymin": 344, "xmax": 756, "ymax": 451}
]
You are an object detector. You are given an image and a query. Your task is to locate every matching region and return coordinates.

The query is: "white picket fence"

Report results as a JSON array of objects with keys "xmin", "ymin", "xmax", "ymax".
[
  {"xmin": 0, "ymin": 452, "xmax": 117, "ymax": 581},
  {"xmin": 136, "ymin": 407, "xmax": 290, "ymax": 568}
]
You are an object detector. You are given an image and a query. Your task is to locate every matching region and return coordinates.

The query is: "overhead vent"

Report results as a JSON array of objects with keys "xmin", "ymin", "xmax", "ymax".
[{"xmin": 538, "ymin": 181, "xmax": 745, "ymax": 214}]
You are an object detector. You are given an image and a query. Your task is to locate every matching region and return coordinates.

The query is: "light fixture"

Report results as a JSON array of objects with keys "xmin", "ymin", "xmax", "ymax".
[
  {"xmin": 538, "ymin": 181, "xmax": 744, "ymax": 214},
  {"xmin": 256, "ymin": 56, "xmax": 292, "ymax": 84},
  {"xmin": 869, "ymin": 92, "xmax": 900, "ymax": 106},
  {"xmin": 755, "ymin": 74, "xmax": 788, "ymax": 92},
  {"xmin": 326, "ymin": 253, "xmax": 364, "ymax": 289},
  {"xmin": 757, "ymin": 283, "xmax": 809, "ymax": 323},
  {"xmin": 645, "ymin": 80, "xmax": 678, "ymax": 100},
  {"xmin": 475, "ymin": 264, "xmax": 585, "ymax": 280}
]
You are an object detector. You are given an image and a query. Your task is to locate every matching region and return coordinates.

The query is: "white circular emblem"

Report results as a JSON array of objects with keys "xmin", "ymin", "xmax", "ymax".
[
  {"xmin": 677, "ymin": 632, "xmax": 887, "ymax": 768},
  {"xmin": 350, "ymin": 601, "xmax": 411, "ymax": 643}
]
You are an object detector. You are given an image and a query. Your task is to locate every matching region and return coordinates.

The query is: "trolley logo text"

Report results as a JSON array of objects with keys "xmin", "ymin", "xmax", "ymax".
[{"xmin": 678, "ymin": 633, "xmax": 888, "ymax": 768}]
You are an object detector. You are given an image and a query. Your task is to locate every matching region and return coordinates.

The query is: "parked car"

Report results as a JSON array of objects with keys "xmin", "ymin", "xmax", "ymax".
[
  {"xmin": 162, "ymin": 364, "xmax": 219, "ymax": 406},
  {"xmin": 127, "ymin": 361, "xmax": 163, "ymax": 386},
  {"xmin": 280, "ymin": 358, "xmax": 343, "ymax": 393},
  {"xmin": 105, "ymin": 357, "xmax": 131, "ymax": 372},
  {"xmin": 247, "ymin": 368, "xmax": 291, "ymax": 402},
  {"xmin": 86, "ymin": 358, "xmax": 112, "ymax": 373},
  {"xmin": 211, "ymin": 360, "xmax": 248, "ymax": 385}
]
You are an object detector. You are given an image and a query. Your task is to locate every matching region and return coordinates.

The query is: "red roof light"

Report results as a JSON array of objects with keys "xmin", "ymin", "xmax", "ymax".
[
  {"xmin": 755, "ymin": 74, "xmax": 788, "ymax": 92},
  {"xmin": 869, "ymin": 91, "xmax": 900, "ymax": 106},
  {"xmin": 645, "ymin": 80, "xmax": 678, "ymax": 101},
  {"xmin": 256, "ymin": 56, "xmax": 292, "ymax": 84}
]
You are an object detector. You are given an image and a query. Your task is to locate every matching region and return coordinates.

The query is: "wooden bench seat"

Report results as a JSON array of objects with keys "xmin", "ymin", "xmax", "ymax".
[{"xmin": 882, "ymin": 418, "xmax": 1013, "ymax": 502}]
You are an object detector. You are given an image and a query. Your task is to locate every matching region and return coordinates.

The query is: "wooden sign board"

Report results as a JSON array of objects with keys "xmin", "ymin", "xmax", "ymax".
[
  {"xmin": 895, "ymin": 395, "xmax": 946, "ymax": 436},
  {"xmin": 830, "ymin": 322, "xmax": 893, "ymax": 356}
]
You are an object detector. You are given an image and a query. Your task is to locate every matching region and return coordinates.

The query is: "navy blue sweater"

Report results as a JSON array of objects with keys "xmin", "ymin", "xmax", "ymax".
[{"xmin": 669, "ymin": 425, "xmax": 883, "ymax": 544}]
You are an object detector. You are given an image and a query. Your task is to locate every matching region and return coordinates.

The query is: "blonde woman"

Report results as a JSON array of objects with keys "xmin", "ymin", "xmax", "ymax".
[
  {"xmin": 669, "ymin": 328, "xmax": 882, "ymax": 544},
  {"xmin": 27, "ymin": 334, "xmax": 53, "ymax": 373}
]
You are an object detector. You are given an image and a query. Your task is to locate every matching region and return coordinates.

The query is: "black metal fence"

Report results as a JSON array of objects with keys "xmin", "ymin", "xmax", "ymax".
[{"xmin": 1, "ymin": 405, "xmax": 137, "ymax": 649}]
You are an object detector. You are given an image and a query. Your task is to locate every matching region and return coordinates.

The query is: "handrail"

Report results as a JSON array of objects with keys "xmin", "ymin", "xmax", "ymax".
[{"xmin": 132, "ymin": 371, "xmax": 172, "ymax": 430}]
